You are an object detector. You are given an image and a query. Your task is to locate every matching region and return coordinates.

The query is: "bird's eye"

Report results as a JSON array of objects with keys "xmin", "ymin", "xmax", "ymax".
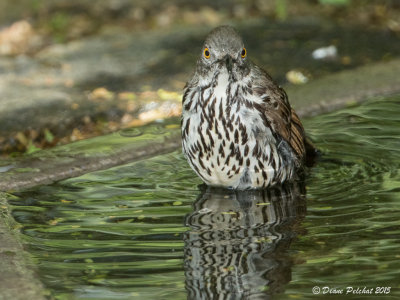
[
  {"xmin": 241, "ymin": 48, "xmax": 247, "ymax": 58},
  {"xmin": 204, "ymin": 48, "xmax": 210, "ymax": 59}
]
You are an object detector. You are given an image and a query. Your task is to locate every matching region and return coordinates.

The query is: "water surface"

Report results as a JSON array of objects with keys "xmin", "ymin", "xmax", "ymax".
[{"xmin": 8, "ymin": 95, "xmax": 400, "ymax": 299}]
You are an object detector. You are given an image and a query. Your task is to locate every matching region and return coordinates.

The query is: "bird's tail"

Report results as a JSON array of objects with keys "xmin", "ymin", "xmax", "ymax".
[{"xmin": 304, "ymin": 136, "xmax": 320, "ymax": 167}]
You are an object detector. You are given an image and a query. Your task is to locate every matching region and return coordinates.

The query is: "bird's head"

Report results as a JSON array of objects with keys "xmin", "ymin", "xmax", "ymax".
[{"xmin": 196, "ymin": 26, "xmax": 250, "ymax": 82}]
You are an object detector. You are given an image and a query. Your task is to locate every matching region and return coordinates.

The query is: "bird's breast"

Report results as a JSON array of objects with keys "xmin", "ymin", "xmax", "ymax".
[
  {"xmin": 181, "ymin": 78, "xmax": 295, "ymax": 189},
  {"xmin": 212, "ymin": 71, "xmax": 230, "ymax": 100}
]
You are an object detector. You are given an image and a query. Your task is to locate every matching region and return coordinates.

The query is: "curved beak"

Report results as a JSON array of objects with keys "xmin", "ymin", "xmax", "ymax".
[{"xmin": 225, "ymin": 55, "xmax": 233, "ymax": 73}]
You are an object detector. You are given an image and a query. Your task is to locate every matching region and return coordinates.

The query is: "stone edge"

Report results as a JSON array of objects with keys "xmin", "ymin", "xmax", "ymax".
[{"xmin": 0, "ymin": 192, "xmax": 47, "ymax": 300}]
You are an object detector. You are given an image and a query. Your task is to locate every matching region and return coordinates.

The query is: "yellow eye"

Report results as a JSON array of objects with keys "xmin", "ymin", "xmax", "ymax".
[
  {"xmin": 204, "ymin": 47, "xmax": 210, "ymax": 59},
  {"xmin": 241, "ymin": 47, "xmax": 247, "ymax": 58}
]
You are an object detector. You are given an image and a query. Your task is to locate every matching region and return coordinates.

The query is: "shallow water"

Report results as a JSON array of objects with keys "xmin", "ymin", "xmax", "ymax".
[{"xmin": 8, "ymin": 95, "xmax": 400, "ymax": 299}]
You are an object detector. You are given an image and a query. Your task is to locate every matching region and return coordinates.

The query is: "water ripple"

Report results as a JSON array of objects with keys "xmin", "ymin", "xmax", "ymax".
[{"xmin": 7, "ymin": 95, "xmax": 400, "ymax": 299}]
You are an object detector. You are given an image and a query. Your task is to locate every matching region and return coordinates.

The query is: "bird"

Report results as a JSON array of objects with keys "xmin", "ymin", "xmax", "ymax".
[{"xmin": 181, "ymin": 25, "xmax": 315, "ymax": 190}]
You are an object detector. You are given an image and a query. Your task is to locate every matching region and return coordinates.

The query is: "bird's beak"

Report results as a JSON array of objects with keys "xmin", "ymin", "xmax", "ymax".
[{"xmin": 225, "ymin": 55, "xmax": 233, "ymax": 73}]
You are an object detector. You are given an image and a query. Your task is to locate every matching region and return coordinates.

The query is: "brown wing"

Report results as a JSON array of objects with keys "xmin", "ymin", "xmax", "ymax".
[
  {"xmin": 252, "ymin": 64, "xmax": 307, "ymax": 160},
  {"xmin": 288, "ymin": 107, "xmax": 306, "ymax": 158},
  {"xmin": 266, "ymin": 87, "xmax": 306, "ymax": 159}
]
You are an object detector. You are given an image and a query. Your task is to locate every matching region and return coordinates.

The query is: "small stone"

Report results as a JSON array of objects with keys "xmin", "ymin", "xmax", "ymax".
[
  {"xmin": 312, "ymin": 45, "xmax": 338, "ymax": 60},
  {"xmin": 286, "ymin": 70, "xmax": 309, "ymax": 84},
  {"xmin": 121, "ymin": 113, "xmax": 133, "ymax": 124},
  {"xmin": 0, "ymin": 20, "xmax": 41, "ymax": 55},
  {"xmin": 89, "ymin": 87, "xmax": 114, "ymax": 101}
]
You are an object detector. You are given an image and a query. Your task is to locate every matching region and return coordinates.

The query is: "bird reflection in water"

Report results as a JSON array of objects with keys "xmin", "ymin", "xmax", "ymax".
[{"xmin": 184, "ymin": 182, "xmax": 307, "ymax": 300}]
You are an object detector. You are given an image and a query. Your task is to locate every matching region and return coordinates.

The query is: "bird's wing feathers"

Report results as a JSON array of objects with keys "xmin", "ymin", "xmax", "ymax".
[
  {"xmin": 252, "ymin": 65, "xmax": 306, "ymax": 160},
  {"xmin": 288, "ymin": 107, "xmax": 306, "ymax": 158}
]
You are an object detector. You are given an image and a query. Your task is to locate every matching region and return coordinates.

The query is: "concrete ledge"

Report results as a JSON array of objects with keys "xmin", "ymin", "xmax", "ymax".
[
  {"xmin": 0, "ymin": 123, "xmax": 181, "ymax": 192},
  {"xmin": 287, "ymin": 58, "xmax": 400, "ymax": 117},
  {"xmin": 0, "ymin": 193, "xmax": 46, "ymax": 300}
]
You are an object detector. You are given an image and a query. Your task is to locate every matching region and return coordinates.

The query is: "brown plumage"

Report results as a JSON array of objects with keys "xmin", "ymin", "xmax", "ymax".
[
  {"xmin": 181, "ymin": 25, "xmax": 315, "ymax": 189},
  {"xmin": 251, "ymin": 65, "xmax": 307, "ymax": 159}
]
